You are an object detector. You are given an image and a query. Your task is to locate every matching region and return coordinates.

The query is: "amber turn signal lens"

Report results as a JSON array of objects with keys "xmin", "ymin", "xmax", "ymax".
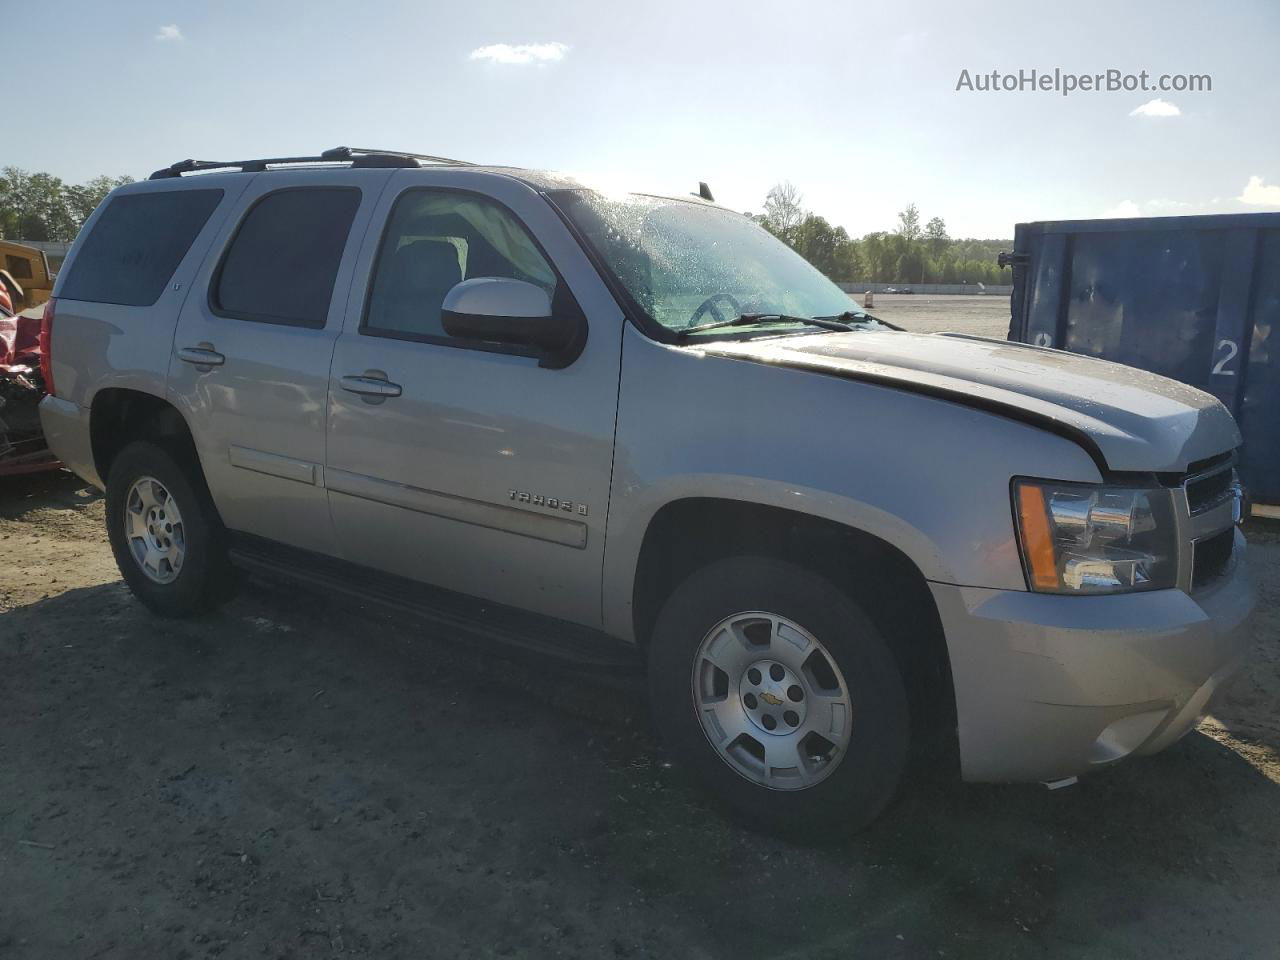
[{"xmin": 1016, "ymin": 483, "xmax": 1060, "ymax": 590}]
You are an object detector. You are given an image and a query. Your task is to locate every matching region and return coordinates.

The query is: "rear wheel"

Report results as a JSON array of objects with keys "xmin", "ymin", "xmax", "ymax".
[
  {"xmin": 105, "ymin": 441, "xmax": 232, "ymax": 616},
  {"xmin": 648, "ymin": 555, "xmax": 910, "ymax": 836}
]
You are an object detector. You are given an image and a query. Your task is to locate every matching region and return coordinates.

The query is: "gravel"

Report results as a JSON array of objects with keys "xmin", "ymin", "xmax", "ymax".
[{"xmin": 2, "ymin": 409, "xmax": 1278, "ymax": 958}]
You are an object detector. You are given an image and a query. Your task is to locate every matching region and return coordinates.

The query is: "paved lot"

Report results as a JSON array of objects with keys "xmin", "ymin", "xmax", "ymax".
[
  {"xmin": 851, "ymin": 293, "xmax": 1011, "ymax": 338},
  {"xmin": 1, "ymin": 468, "xmax": 1278, "ymax": 959}
]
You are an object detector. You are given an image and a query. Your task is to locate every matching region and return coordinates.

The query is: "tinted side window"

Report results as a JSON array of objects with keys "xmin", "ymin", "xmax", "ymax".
[
  {"xmin": 364, "ymin": 190, "xmax": 557, "ymax": 341},
  {"xmin": 60, "ymin": 190, "xmax": 223, "ymax": 306},
  {"xmin": 213, "ymin": 188, "xmax": 360, "ymax": 328}
]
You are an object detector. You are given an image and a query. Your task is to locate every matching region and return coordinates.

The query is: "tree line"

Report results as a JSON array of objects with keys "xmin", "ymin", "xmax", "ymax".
[
  {"xmin": 753, "ymin": 182, "xmax": 1012, "ymax": 285},
  {"xmin": 0, "ymin": 168, "xmax": 135, "ymax": 243}
]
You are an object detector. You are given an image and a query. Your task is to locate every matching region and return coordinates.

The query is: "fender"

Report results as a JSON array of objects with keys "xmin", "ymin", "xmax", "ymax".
[{"xmin": 601, "ymin": 475, "xmax": 957, "ymax": 644}]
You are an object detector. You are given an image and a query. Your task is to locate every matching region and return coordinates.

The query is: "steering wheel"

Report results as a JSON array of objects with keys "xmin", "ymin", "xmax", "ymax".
[{"xmin": 689, "ymin": 293, "xmax": 742, "ymax": 326}]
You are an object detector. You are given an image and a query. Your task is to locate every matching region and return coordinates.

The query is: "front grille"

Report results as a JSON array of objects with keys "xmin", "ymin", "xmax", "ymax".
[
  {"xmin": 1192, "ymin": 528, "xmax": 1234, "ymax": 589},
  {"xmin": 1185, "ymin": 451, "xmax": 1234, "ymax": 476},
  {"xmin": 1186, "ymin": 467, "xmax": 1236, "ymax": 515},
  {"xmin": 1179, "ymin": 449, "xmax": 1238, "ymax": 516}
]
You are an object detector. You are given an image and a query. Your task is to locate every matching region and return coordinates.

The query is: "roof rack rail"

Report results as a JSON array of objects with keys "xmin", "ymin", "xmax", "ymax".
[
  {"xmin": 148, "ymin": 146, "xmax": 474, "ymax": 180},
  {"xmin": 337, "ymin": 147, "xmax": 475, "ymax": 167}
]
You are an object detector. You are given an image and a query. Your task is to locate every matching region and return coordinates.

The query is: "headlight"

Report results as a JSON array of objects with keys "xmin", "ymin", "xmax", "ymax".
[{"xmin": 1013, "ymin": 480, "xmax": 1177, "ymax": 594}]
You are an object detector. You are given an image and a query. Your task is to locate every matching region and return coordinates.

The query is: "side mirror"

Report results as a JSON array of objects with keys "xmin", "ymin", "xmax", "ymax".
[{"xmin": 441, "ymin": 278, "xmax": 575, "ymax": 353}]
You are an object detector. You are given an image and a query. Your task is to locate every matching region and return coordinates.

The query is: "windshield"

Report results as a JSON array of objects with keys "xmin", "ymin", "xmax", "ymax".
[{"xmin": 549, "ymin": 190, "xmax": 860, "ymax": 337}]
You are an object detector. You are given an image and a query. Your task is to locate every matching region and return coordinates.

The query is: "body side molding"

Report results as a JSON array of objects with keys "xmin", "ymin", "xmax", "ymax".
[{"xmin": 326, "ymin": 468, "xmax": 588, "ymax": 548}]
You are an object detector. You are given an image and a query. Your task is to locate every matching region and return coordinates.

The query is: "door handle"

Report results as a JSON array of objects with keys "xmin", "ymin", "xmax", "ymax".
[
  {"xmin": 339, "ymin": 375, "xmax": 402, "ymax": 398},
  {"xmin": 178, "ymin": 345, "xmax": 225, "ymax": 367}
]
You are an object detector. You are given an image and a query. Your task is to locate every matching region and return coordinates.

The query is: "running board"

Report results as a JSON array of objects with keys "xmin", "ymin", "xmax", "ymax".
[{"xmin": 227, "ymin": 533, "xmax": 641, "ymax": 672}]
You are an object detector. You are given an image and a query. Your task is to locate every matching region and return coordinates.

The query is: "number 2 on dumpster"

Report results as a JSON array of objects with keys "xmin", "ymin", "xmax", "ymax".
[{"xmin": 1212, "ymin": 339, "xmax": 1239, "ymax": 376}]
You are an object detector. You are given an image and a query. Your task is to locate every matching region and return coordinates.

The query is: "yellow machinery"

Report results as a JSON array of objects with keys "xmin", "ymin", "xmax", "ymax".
[{"xmin": 0, "ymin": 240, "xmax": 54, "ymax": 311}]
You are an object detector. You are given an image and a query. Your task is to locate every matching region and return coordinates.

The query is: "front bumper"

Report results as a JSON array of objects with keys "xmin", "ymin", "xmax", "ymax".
[{"xmin": 930, "ymin": 529, "xmax": 1254, "ymax": 783}]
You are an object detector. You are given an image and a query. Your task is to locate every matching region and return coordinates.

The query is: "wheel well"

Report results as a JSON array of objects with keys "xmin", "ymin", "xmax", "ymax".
[
  {"xmin": 633, "ymin": 498, "xmax": 957, "ymax": 758},
  {"xmin": 90, "ymin": 389, "xmax": 200, "ymax": 483}
]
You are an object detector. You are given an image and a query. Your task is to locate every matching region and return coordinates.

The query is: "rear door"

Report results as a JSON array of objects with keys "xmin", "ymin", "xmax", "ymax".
[
  {"xmin": 168, "ymin": 169, "xmax": 393, "ymax": 556},
  {"xmin": 324, "ymin": 170, "xmax": 625, "ymax": 628}
]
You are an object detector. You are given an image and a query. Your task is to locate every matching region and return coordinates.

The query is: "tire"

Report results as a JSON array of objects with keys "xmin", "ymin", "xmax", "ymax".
[
  {"xmin": 105, "ymin": 440, "xmax": 233, "ymax": 617},
  {"xmin": 648, "ymin": 555, "xmax": 910, "ymax": 837}
]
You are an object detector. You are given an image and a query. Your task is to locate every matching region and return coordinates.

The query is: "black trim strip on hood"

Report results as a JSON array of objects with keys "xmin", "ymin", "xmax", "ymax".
[{"xmin": 702, "ymin": 348, "xmax": 1113, "ymax": 477}]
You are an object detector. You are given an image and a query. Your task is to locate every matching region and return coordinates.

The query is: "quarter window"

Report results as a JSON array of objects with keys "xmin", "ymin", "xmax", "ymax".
[
  {"xmin": 213, "ymin": 188, "xmax": 360, "ymax": 328},
  {"xmin": 59, "ymin": 189, "xmax": 223, "ymax": 306},
  {"xmin": 363, "ymin": 190, "xmax": 557, "ymax": 342}
]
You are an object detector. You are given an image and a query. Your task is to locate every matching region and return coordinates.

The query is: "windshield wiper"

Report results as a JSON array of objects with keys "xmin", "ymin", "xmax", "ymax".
[
  {"xmin": 675, "ymin": 313, "xmax": 854, "ymax": 340},
  {"xmin": 821, "ymin": 309, "xmax": 904, "ymax": 332}
]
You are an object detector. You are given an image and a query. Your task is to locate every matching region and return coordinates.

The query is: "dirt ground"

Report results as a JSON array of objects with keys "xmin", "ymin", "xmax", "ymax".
[
  {"xmin": 2, "ymin": 472, "xmax": 1278, "ymax": 960},
  {"xmin": 851, "ymin": 293, "xmax": 1012, "ymax": 338}
]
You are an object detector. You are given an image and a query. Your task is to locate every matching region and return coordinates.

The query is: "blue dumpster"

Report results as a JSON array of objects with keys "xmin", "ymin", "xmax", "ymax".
[{"xmin": 1004, "ymin": 212, "xmax": 1280, "ymax": 504}]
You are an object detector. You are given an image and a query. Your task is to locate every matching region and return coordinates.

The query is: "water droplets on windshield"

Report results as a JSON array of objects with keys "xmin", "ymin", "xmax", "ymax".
[{"xmin": 550, "ymin": 190, "xmax": 859, "ymax": 335}]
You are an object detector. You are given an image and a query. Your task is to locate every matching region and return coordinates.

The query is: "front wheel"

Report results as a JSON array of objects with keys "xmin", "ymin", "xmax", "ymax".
[
  {"xmin": 105, "ymin": 441, "xmax": 233, "ymax": 617},
  {"xmin": 648, "ymin": 555, "xmax": 910, "ymax": 837}
]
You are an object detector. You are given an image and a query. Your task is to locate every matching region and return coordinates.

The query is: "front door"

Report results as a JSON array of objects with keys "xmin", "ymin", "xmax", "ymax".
[
  {"xmin": 324, "ymin": 171, "xmax": 624, "ymax": 627},
  {"xmin": 168, "ymin": 169, "xmax": 394, "ymax": 556}
]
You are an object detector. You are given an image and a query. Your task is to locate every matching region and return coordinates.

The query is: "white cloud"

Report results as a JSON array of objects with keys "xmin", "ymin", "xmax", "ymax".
[
  {"xmin": 1129, "ymin": 98, "xmax": 1181, "ymax": 117},
  {"xmin": 1239, "ymin": 175, "xmax": 1280, "ymax": 206},
  {"xmin": 1102, "ymin": 200, "xmax": 1142, "ymax": 218},
  {"xmin": 154, "ymin": 24, "xmax": 183, "ymax": 42},
  {"xmin": 469, "ymin": 42, "xmax": 568, "ymax": 65},
  {"xmin": 1097, "ymin": 193, "xmax": 1258, "ymax": 220}
]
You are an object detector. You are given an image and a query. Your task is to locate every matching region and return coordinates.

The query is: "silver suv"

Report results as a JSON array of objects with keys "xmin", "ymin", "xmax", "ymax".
[{"xmin": 38, "ymin": 147, "xmax": 1254, "ymax": 834}]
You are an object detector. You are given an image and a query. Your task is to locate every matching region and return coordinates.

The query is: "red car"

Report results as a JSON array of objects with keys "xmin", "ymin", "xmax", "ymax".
[{"xmin": 0, "ymin": 299, "xmax": 60, "ymax": 476}]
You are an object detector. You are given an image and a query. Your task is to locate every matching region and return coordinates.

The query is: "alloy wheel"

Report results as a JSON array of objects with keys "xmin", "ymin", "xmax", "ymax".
[
  {"xmin": 691, "ymin": 611, "xmax": 853, "ymax": 790},
  {"xmin": 123, "ymin": 476, "xmax": 186, "ymax": 585}
]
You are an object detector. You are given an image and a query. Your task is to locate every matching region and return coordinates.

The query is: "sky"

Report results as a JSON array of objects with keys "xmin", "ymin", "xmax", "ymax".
[{"xmin": 10, "ymin": 0, "xmax": 1280, "ymax": 239}]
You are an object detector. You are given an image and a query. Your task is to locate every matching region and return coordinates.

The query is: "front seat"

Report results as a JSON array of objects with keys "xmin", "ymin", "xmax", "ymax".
[{"xmin": 374, "ymin": 239, "xmax": 463, "ymax": 336}]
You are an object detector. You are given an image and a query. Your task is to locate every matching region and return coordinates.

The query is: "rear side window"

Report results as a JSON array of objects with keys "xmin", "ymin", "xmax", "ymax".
[
  {"xmin": 59, "ymin": 190, "xmax": 223, "ymax": 306},
  {"xmin": 212, "ymin": 188, "xmax": 360, "ymax": 328}
]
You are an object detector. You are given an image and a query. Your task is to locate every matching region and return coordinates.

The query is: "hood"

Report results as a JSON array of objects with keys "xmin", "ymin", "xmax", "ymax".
[{"xmin": 699, "ymin": 330, "xmax": 1240, "ymax": 474}]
